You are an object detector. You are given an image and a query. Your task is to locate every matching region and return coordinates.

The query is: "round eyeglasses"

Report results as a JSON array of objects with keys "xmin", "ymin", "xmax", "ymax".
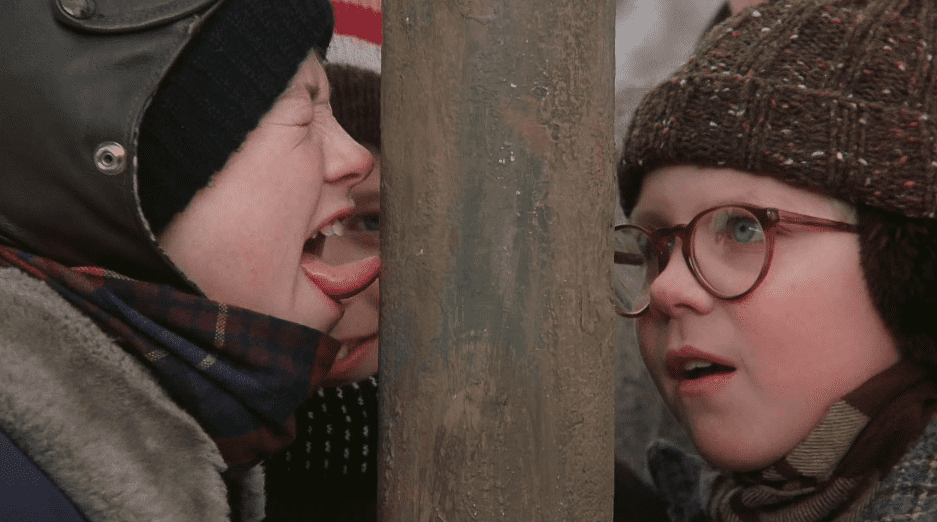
[{"xmin": 614, "ymin": 204, "xmax": 858, "ymax": 317}]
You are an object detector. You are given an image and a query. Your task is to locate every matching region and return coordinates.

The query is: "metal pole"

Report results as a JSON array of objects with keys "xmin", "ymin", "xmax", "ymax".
[{"xmin": 379, "ymin": 0, "xmax": 616, "ymax": 519}]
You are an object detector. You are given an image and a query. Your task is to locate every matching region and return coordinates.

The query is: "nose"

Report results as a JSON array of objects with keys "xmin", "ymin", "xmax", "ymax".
[
  {"xmin": 646, "ymin": 238, "xmax": 713, "ymax": 316},
  {"xmin": 324, "ymin": 117, "xmax": 374, "ymax": 186}
]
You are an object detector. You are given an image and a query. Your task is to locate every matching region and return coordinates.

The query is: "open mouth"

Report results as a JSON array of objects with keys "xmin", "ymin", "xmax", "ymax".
[
  {"xmin": 320, "ymin": 334, "xmax": 379, "ymax": 387},
  {"xmin": 677, "ymin": 359, "xmax": 735, "ymax": 381},
  {"xmin": 666, "ymin": 348, "xmax": 736, "ymax": 382},
  {"xmin": 302, "ymin": 220, "xmax": 344, "ymax": 259},
  {"xmin": 301, "ymin": 218, "xmax": 379, "ymax": 301}
]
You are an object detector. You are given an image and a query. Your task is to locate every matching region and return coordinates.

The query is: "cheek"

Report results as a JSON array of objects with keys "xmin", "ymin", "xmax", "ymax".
[
  {"xmin": 635, "ymin": 317, "xmax": 666, "ymax": 377},
  {"xmin": 197, "ymin": 231, "xmax": 300, "ymax": 317},
  {"xmin": 739, "ymin": 277, "xmax": 838, "ymax": 389},
  {"xmin": 738, "ymin": 247, "xmax": 893, "ymax": 401}
]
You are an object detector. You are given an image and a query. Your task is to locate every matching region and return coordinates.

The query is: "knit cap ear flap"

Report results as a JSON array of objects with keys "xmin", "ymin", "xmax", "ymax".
[{"xmin": 858, "ymin": 207, "xmax": 937, "ymax": 369}]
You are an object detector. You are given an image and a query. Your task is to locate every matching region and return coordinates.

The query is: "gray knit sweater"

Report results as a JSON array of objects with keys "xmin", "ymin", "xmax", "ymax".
[{"xmin": 0, "ymin": 266, "xmax": 264, "ymax": 521}]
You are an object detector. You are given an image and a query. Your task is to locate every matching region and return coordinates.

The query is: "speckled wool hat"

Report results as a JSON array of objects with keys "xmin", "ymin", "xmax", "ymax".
[
  {"xmin": 618, "ymin": 0, "xmax": 937, "ymax": 369},
  {"xmin": 619, "ymin": 0, "xmax": 937, "ymax": 219}
]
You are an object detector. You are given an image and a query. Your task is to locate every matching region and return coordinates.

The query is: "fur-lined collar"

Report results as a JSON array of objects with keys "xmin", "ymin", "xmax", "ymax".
[{"xmin": 0, "ymin": 266, "xmax": 264, "ymax": 521}]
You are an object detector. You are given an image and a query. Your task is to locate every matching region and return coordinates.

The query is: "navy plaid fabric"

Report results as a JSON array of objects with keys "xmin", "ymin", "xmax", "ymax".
[{"xmin": 0, "ymin": 244, "xmax": 339, "ymax": 473}]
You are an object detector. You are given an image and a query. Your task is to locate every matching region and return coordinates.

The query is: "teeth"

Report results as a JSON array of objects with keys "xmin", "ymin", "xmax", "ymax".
[
  {"xmin": 684, "ymin": 360, "xmax": 713, "ymax": 372},
  {"xmin": 319, "ymin": 221, "xmax": 345, "ymax": 237},
  {"xmin": 335, "ymin": 344, "xmax": 350, "ymax": 360}
]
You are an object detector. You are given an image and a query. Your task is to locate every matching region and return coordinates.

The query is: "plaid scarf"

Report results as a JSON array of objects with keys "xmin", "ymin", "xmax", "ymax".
[
  {"xmin": 709, "ymin": 359, "xmax": 937, "ymax": 522},
  {"xmin": 0, "ymin": 244, "xmax": 339, "ymax": 475}
]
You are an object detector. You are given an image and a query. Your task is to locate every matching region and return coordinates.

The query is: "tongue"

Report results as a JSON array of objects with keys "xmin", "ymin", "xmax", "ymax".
[{"xmin": 303, "ymin": 255, "xmax": 380, "ymax": 300}]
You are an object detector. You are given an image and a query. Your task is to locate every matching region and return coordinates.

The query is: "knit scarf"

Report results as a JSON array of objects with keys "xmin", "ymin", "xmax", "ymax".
[
  {"xmin": 709, "ymin": 359, "xmax": 937, "ymax": 522},
  {"xmin": 0, "ymin": 245, "xmax": 339, "ymax": 475}
]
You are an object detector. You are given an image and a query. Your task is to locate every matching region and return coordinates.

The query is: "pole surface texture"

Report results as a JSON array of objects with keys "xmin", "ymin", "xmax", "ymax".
[{"xmin": 379, "ymin": 0, "xmax": 616, "ymax": 519}]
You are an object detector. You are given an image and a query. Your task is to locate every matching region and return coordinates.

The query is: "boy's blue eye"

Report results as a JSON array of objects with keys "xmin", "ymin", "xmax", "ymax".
[
  {"xmin": 712, "ymin": 211, "xmax": 764, "ymax": 245},
  {"xmin": 729, "ymin": 218, "xmax": 761, "ymax": 243},
  {"xmin": 729, "ymin": 217, "xmax": 762, "ymax": 243}
]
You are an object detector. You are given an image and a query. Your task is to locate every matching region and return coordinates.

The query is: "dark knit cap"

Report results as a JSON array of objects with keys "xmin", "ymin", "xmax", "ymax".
[
  {"xmin": 137, "ymin": 0, "xmax": 334, "ymax": 235},
  {"xmin": 619, "ymin": 0, "xmax": 937, "ymax": 367},
  {"xmin": 324, "ymin": 63, "xmax": 381, "ymax": 150}
]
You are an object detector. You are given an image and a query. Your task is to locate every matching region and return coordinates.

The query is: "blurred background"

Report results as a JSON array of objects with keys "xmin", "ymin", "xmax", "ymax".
[{"xmin": 613, "ymin": 0, "xmax": 724, "ymax": 480}]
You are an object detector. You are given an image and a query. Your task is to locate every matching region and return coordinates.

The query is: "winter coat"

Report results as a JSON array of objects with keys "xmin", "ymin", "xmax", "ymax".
[
  {"xmin": 0, "ymin": 1, "xmax": 270, "ymax": 519},
  {"xmin": 0, "ymin": 265, "xmax": 264, "ymax": 521},
  {"xmin": 648, "ymin": 415, "xmax": 937, "ymax": 522}
]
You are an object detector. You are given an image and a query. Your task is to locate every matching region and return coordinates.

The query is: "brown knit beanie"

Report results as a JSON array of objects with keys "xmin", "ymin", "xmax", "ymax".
[
  {"xmin": 324, "ymin": 63, "xmax": 381, "ymax": 150},
  {"xmin": 619, "ymin": 0, "xmax": 937, "ymax": 367}
]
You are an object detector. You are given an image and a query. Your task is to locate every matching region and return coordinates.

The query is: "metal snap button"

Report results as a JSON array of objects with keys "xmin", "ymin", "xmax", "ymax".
[
  {"xmin": 58, "ymin": 0, "xmax": 96, "ymax": 19},
  {"xmin": 94, "ymin": 142, "xmax": 127, "ymax": 175}
]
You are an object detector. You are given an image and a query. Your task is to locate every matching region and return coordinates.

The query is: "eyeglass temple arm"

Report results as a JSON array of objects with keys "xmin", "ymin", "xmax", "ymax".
[
  {"xmin": 614, "ymin": 251, "xmax": 644, "ymax": 265},
  {"xmin": 775, "ymin": 209, "xmax": 858, "ymax": 233}
]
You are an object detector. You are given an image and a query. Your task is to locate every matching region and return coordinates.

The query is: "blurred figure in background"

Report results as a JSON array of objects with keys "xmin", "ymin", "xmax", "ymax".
[{"xmin": 264, "ymin": 3, "xmax": 383, "ymax": 521}]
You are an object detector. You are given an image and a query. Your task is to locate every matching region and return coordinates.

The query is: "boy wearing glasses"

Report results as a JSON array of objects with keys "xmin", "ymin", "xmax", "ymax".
[{"xmin": 615, "ymin": 1, "xmax": 937, "ymax": 520}]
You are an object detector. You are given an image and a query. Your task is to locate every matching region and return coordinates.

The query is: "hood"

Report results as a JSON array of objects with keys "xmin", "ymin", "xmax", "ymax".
[{"xmin": 0, "ymin": 0, "xmax": 226, "ymax": 288}]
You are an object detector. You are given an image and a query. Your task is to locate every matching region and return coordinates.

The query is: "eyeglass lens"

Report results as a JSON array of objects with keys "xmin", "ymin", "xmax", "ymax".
[
  {"xmin": 614, "ymin": 206, "xmax": 769, "ymax": 316},
  {"xmin": 613, "ymin": 228, "xmax": 655, "ymax": 315}
]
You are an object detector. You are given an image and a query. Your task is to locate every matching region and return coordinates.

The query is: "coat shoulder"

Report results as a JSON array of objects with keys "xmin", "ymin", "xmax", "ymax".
[
  {"xmin": 0, "ymin": 266, "xmax": 237, "ymax": 522},
  {"xmin": 860, "ymin": 415, "xmax": 937, "ymax": 521},
  {"xmin": 647, "ymin": 439, "xmax": 716, "ymax": 522}
]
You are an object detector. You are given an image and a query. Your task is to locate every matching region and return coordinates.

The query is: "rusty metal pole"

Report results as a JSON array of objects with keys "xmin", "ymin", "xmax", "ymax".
[{"xmin": 379, "ymin": 0, "xmax": 616, "ymax": 519}]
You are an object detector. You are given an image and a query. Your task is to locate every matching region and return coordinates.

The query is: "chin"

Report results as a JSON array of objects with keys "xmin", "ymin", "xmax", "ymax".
[{"xmin": 689, "ymin": 423, "xmax": 790, "ymax": 473}]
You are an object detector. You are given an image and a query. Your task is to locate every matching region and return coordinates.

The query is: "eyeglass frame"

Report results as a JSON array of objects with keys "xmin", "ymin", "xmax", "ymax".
[{"xmin": 614, "ymin": 204, "xmax": 859, "ymax": 318}]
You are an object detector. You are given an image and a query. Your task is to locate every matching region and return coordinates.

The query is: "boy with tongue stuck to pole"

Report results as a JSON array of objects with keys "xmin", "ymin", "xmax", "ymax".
[
  {"xmin": 0, "ymin": 0, "xmax": 379, "ymax": 519},
  {"xmin": 615, "ymin": 0, "xmax": 937, "ymax": 520}
]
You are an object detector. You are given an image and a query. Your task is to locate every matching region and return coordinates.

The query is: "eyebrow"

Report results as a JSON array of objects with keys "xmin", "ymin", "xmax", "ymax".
[
  {"xmin": 630, "ymin": 195, "xmax": 771, "ymax": 228},
  {"xmin": 629, "ymin": 209, "xmax": 670, "ymax": 229}
]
